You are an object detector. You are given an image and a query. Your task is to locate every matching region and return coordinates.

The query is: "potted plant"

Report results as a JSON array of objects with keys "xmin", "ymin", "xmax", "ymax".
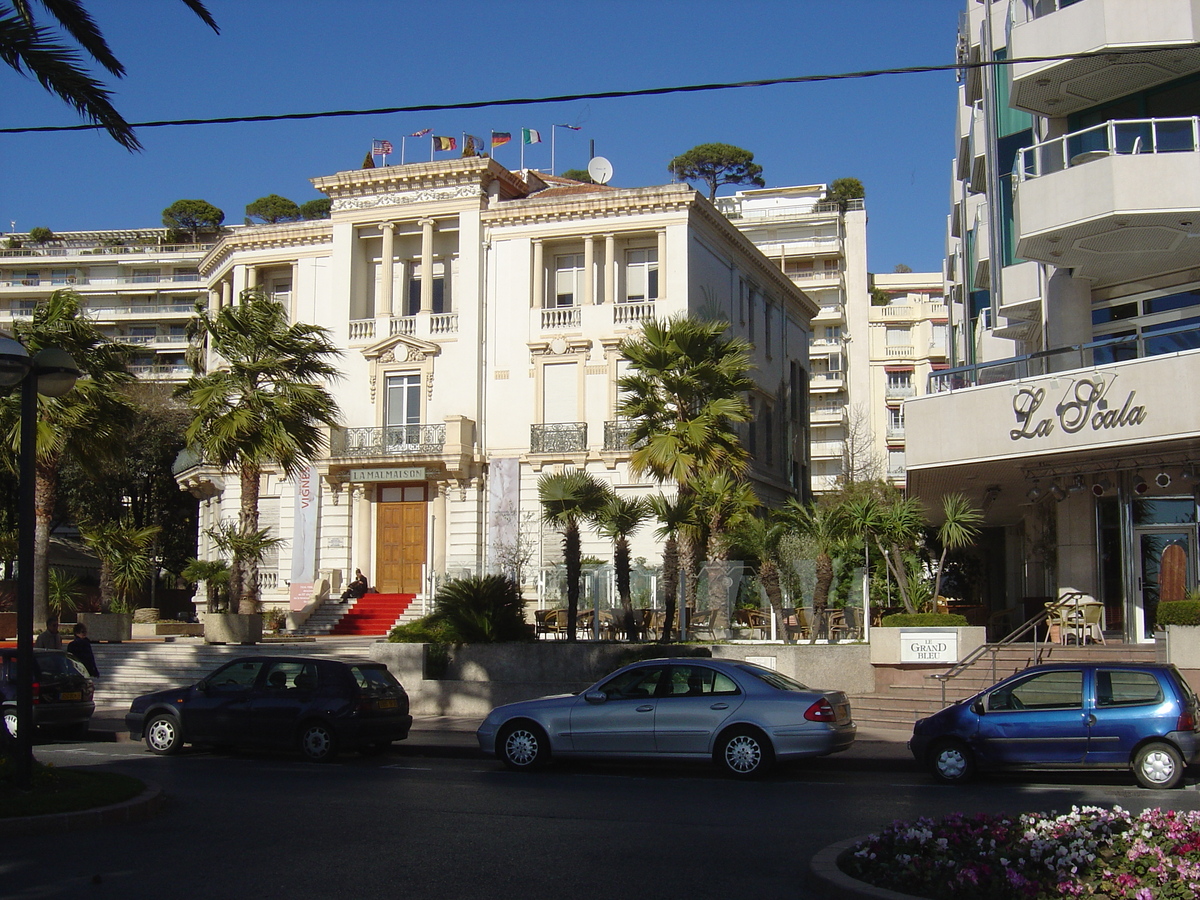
[
  {"xmin": 79, "ymin": 520, "xmax": 159, "ymax": 643},
  {"xmin": 200, "ymin": 522, "xmax": 279, "ymax": 645}
]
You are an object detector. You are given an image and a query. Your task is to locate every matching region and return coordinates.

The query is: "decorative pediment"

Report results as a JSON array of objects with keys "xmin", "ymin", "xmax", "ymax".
[{"xmin": 362, "ymin": 333, "xmax": 441, "ymax": 364}]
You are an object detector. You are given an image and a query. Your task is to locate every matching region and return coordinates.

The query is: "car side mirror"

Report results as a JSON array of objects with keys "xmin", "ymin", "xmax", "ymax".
[
  {"xmin": 584, "ymin": 690, "xmax": 607, "ymax": 704},
  {"xmin": 971, "ymin": 698, "xmax": 985, "ymax": 715}
]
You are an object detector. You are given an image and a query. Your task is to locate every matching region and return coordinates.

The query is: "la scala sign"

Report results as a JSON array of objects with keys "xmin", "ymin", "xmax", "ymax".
[{"xmin": 1011, "ymin": 374, "xmax": 1146, "ymax": 441}]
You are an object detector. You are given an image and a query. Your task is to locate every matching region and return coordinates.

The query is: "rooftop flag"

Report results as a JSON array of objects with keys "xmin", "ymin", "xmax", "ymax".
[
  {"xmin": 410, "ymin": 128, "xmax": 432, "ymax": 137},
  {"xmin": 491, "ymin": 131, "xmax": 512, "ymax": 147},
  {"xmin": 432, "ymin": 135, "xmax": 456, "ymax": 151},
  {"xmin": 522, "ymin": 127, "xmax": 542, "ymax": 145},
  {"xmin": 555, "ymin": 124, "xmax": 581, "ymax": 130},
  {"xmin": 463, "ymin": 134, "xmax": 484, "ymax": 157},
  {"xmin": 372, "ymin": 139, "xmax": 393, "ymax": 155}
]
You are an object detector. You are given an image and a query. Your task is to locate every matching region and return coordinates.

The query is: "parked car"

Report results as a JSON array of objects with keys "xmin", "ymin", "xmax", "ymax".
[
  {"xmin": 476, "ymin": 657, "xmax": 856, "ymax": 777},
  {"xmin": 1, "ymin": 648, "xmax": 95, "ymax": 739},
  {"xmin": 125, "ymin": 656, "xmax": 412, "ymax": 762},
  {"xmin": 909, "ymin": 662, "xmax": 1200, "ymax": 789}
]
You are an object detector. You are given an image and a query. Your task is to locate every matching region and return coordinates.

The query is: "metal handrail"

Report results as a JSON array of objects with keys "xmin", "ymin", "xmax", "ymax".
[{"xmin": 927, "ymin": 592, "xmax": 1088, "ymax": 705}]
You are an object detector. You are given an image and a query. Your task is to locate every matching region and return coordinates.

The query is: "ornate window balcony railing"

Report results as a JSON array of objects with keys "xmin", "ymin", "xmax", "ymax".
[
  {"xmin": 541, "ymin": 306, "xmax": 581, "ymax": 330},
  {"xmin": 531, "ymin": 422, "xmax": 587, "ymax": 453},
  {"xmin": 603, "ymin": 420, "xmax": 646, "ymax": 451},
  {"xmin": 613, "ymin": 300, "xmax": 655, "ymax": 326},
  {"xmin": 329, "ymin": 424, "xmax": 446, "ymax": 458}
]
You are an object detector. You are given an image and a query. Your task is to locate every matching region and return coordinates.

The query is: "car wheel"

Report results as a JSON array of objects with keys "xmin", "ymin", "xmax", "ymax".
[
  {"xmin": 2, "ymin": 708, "xmax": 18, "ymax": 739},
  {"xmin": 930, "ymin": 739, "xmax": 975, "ymax": 784},
  {"xmin": 1133, "ymin": 741, "xmax": 1184, "ymax": 789},
  {"xmin": 298, "ymin": 721, "xmax": 338, "ymax": 763},
  {"xmin": 145, "ymin": 714, "xmax": 184, "ymax": 755},
  {"xmin": 715, "ymin": 727, "xmax": 774, "ymax": 778},
  {"xmin": 498, "ymin": 721, "xmax": 549, "ymax": 770}
]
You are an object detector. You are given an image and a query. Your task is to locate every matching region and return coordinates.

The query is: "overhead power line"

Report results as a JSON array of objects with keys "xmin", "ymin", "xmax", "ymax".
[{"xmin": 2, "ymin": 44, "xmax": 1199, "ymax": 138}]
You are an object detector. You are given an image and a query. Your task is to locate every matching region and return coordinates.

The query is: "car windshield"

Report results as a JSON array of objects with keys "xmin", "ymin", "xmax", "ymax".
[
  {"xmin": 34, "ymin": 653, "xmax": 84, "ymax": 678},
  {"xmin": 736, "ymin": 664, "xmax": 810, "ymax": 692}
]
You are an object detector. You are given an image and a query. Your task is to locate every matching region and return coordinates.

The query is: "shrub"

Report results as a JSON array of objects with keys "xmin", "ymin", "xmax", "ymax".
[
  {"xmin": 430, "ymin": 575, "xmax": 532, "ymax": 642},
  {"xmin": 1156, "ymin": 600, "xmax": 1200, "ymax": 626},
  {"xmin": 388, "ymin": 617, "xmax": 456, "ymax": 643},
  {"xmin": 879, "ymin": 612, "xmax": 969, "ymax": 627}
]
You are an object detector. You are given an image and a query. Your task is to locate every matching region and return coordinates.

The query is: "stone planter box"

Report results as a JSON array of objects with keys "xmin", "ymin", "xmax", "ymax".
[
  {"xmin": 79, "ymin": 612, "xmax": 134, "ymax": 643},
  {"xmin": 202, "ymin": 613, "xmax": 262, "ymax": 645},
  {"xmin": 1164, "ymin": 625, "xmax": 1200, "ymax": 669},
  {"xmin": 132, "ymin": 622, "xmax": 204, "ymax": 638},
  {"xmin": 0, "ymin": 611, "xmax": 15, "ymax": 639},
  {"xmin": 869, "ymin": 626, "xmax": 987, "ymax": 666}
]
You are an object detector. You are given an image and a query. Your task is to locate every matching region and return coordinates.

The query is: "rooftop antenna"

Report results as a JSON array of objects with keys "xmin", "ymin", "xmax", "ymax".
[{"xmin": 587, "ymin": 156, "xmax": 613, "ymax": 185}]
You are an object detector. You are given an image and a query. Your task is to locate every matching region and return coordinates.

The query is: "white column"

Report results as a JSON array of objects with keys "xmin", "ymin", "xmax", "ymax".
[
  {"xmin": 380, "ymin": 222, "xmax": 395, "ymax": 317},
  {"xmin": 584, "ymin": 235, "xmax": 595, "ymax": 305},
  {"xmin": 532, "ymin": 239, "xmax": 544, "ymax": 309},
  {"xmin": 247, "ymin": 266, "xmax": 259, "ymax": 291},
  {"xmin": 656, "ymin": 229, "xmax": 667, "ymax": 300},
  {"xmin": 290, "ymin": 263, "xmax": 300, "ymax": 318},
  {"xmin": 419, "ymin": 218, "xmax": 435, "ymax": 313},
  {"xmin": 604, "ymin": 234, "xmax": 615, "ymax": 305}
]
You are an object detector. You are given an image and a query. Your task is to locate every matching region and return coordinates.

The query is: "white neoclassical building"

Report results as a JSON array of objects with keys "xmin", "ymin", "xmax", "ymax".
[{"xmin": 177, "ymin": 158, "xmax": 817, "ymax": 617}]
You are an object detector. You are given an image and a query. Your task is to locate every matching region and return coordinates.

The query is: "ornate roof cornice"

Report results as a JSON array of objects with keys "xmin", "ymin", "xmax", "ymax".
[
  {"xmin": 483, "ymin": 183, "xmax": 695, "ymax": 228},
  {"xmin": 200, "ymin": 221, "xmax": 332, "ymax": 277},
  {"xmin": 312, "ymin": 157, "xmax": 527, "ymax": 210}
]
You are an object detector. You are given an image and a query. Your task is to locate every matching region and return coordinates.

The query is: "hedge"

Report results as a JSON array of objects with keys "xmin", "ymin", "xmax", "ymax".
[
  {"xmin": 1156, "ymin": 601, "xmax": 1200, "ymax": 627},
  {"xmin": 879, "ymin": 612, "xmax": 970, "ymax": 628}
]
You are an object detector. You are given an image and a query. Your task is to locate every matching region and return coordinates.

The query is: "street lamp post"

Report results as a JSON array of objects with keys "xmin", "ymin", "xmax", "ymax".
[{"xmin": 0, "ymin": 338, "xmax": 80, "ymax": 788}]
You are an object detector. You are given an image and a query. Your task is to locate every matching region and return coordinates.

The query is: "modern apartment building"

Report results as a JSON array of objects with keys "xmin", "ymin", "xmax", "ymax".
[
  {"xmin": 716, "ymin": 186, "xmax": 869, "ymax": 492},
  {"xmin": 0, "ymin": 230, "xmax": 214, "ymax": 380},
  {"xmin": 906, "ymin": 0, "xmax": 1200, "ymax": 642},
  {"xmin": 176, "ymin": 159, "xmax": 816, "ymax": 615}
]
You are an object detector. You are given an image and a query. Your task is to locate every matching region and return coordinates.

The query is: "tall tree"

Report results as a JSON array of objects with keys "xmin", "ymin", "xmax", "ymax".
[
  {"xmin": 299, "ymin": 198, "xmax": 332, "ymax": 220},
  {"xmin": 618, "ymin": 315, "xmax": 754, "ymax": 609},
  {"xmin": 667, "ymin": 143, "xmax": 765, "ymax": 201},
  {"xmin": 0, "ymin": 291, "xmax": 136, "ymax": 628},
  {"xmin": 647, "ymin": 493, "xmax": 692, "ymax": 643},
  {"xmin": 593, "ymin": 494, "xmax": 651, "ymax": 640},
  {"xmin": 931, "ymin": 493, "xmax": 984, "ymax": 604},
  {"xmin": 829, "ymin": 177, "xmax": 865, "ymax": 204},
  {"xmin": 784, "ymin": 498, "xmax": 849, "ymax": 640},
  {"xmin": 176, "ymin": 290, "xmax": 342, "ymax": 614},
  {"xmin": 0, "ymin": 1, "xmax": 218, "ymax": 150},
  {"xmin": 79, "ymin": 519, "xmax": 160, "ymax": 610},
  {"xmin": 162, "ymin": 199, "xmax": 225, "ymax": 243},
  {"xmin": 733, "ymin": 509, "xmax": 791, "ymax": 639},
  {"xmin": 537, "ymin": 468, "xmax": 611, "ymax": 641},
  {"xmin": 245, "ymin": 194, "xmax": 302, "ymax": 225}
]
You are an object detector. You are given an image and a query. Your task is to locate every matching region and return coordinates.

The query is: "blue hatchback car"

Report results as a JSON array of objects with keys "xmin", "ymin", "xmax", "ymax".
[{"xmin": 909, "ymin": 663, "xmax": 1200, "ymax": 789}]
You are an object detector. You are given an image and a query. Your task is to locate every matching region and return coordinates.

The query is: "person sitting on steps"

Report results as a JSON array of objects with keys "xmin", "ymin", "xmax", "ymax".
[{"xmin": 340, "ymin": 569, "xmax": 369, "ymax": 602}]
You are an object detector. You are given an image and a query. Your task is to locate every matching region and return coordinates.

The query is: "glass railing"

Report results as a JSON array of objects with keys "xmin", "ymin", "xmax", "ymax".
[
  {"xmin": 928, "ymin": 322, "xmax": 1200, "ymax": 392},
  {"xmin": 1016, "ymin": 117, "xmax": 1200, "ymax": 181}
]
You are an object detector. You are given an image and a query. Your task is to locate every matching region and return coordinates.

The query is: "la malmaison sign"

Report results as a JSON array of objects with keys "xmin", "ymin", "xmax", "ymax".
[
  {"xmin": 349, "ymin": 467, "xmax": 426, "ymax": 482},
  {"xmin": 1010, "ymin": 373, "xmax": 1146, "ymax": 441}
]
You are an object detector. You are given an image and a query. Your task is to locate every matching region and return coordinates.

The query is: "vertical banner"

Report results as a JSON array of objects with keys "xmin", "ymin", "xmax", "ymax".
[
  {"xmin": 487, "ymin": 457, "xmax": 520, "ymax": 577},
  {"xmin": 289, "ymin": 463, "xmax": 319, "ymax": 610}
]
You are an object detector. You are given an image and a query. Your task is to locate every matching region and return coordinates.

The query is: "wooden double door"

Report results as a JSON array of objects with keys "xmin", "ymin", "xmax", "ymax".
[{"xmin": 375, "ymin": 484, "xmax": 427, "ymax": 594}]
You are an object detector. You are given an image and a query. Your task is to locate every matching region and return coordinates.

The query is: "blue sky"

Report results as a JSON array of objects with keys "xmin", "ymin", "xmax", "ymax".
[{"xmin": 0, "ymin": 0, "xmax": 963, "ymax": 274}]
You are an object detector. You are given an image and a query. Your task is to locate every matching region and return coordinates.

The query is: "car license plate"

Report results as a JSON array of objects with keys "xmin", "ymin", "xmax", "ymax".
[
  {"xmin": 60, "ymin": 692, "xmax": 82, "ymax": 701},
  {"xmin": 377, "ymin": 698, "xmax": 397, "ymax": 709}
]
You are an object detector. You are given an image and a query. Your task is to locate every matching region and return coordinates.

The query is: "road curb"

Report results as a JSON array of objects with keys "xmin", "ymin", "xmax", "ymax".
[
  {"xmin": 809, "ymin": 836, "xmax": 925, "ymax": 900},
  {"xmin": 0, "ymin": 779, "xmax": 164, "ymax": 837}
]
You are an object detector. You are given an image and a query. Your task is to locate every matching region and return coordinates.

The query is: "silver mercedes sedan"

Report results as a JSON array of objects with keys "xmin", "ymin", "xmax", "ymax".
[{"xmin": 476, "ymin": 657, "xmax": 856, "ymax": 777}]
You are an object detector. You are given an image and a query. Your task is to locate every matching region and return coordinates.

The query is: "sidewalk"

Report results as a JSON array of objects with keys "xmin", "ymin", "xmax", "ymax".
[{"xmin": 89, "ymin": 705, "xmax": 912, "ymax": 762}]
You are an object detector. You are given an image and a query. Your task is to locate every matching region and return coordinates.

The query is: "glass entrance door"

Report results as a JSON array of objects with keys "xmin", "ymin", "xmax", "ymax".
[{"xmin": 1131, "ymin": 497, "xmax": 1197, "ymax": 643}]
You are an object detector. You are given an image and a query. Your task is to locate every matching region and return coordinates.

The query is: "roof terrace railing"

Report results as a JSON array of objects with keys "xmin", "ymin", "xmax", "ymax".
[{"xmin": 1016, "ymin": 117, "xmax": 1200, "ymax": 182}]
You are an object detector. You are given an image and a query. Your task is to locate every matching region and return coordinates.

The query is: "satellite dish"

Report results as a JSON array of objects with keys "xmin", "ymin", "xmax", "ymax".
[{"xmin": 587, "ymin": 156, "xmax": 613, "ymax": 184}]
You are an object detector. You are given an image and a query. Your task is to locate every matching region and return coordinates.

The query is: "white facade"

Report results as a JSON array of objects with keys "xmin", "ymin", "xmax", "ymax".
[
  {"xmin": 716, "ymin": 186, "xmax": 868, "ymax": 492},
  {"xmin": 908, "ymin": 0, "xmax": 1200, "ymax": 643},
  {"xmin": 0, "ymin": 230, "xmax": 214, "ymax": 381},
  {"xmin": 180, "ymin": 159, "xmax": 816, "ymax": 614}
]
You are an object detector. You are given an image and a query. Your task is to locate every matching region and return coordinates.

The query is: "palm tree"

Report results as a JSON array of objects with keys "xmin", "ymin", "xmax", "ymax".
[
  {"xmin": 79, "ymin": 519, "xmax": 161, "ymax": 611},
  {"xmin": 0, "ymin": 1, "xmax": 219, "ymax": 150},
  {"xmin": 784, "ymin": 499, "xmax": 849, "ymax": 641},
  {"xmin": 176, "ymin": 290, "xmax": 341, "ymax": 614},
  {"xmin": 537, "ymin": 468, "xmax": 612, "ymax": 641},
  {"xmin": 733, "ymin": 509, "xmax": 791, "ymax": 639},
  {"xmin": 593, "ymin": 495, "xmax": 651, "ymax": 640},
  {"xmin": 931, "ymin": 493, "xmax": 984, "ymax": 604},
  {"xmin": 205, "ymin": 520, "xmax": 284, "ymax": 612},
  {"xmin": 874, "ymin": 497, "xmax": 926, "ymax": 614},
  {"xmin": 181, "ymin": 557, "xmax": 230, "ymax": 613},
  {"xmin": 618, "ymin": 316, "xmax": 755, "ymax": 611},
  {"xmin": 647, "ymin": 493, "xmax": 692, "ymax": 643},
  {"xmin": 0, "ymin": 290, "xmax": 136, "ymax": 628}
]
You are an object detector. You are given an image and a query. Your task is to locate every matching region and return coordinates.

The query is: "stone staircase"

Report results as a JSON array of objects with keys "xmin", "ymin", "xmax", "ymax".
[
  {"xmin": 294, "ymin": 593, "xmax": 422, "ymax": 636},
  {"xmin": 88, "ymin": 639, "xmax": 379, "ymax": 706},
  {"xmin": 849, "ymin": 642, "xmax": 1162, "ymax": 732}
]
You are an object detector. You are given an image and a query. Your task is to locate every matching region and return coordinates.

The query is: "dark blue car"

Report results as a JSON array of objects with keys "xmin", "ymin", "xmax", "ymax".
[{"xmin": 909, "ymin": 662, "xmax": 1200, "ymax": 789}]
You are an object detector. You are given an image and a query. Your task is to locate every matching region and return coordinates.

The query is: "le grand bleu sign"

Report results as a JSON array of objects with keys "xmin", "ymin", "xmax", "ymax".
[{"xmin": 1011, "ymin": 374, "xmax": 1146, "ymax": 441}]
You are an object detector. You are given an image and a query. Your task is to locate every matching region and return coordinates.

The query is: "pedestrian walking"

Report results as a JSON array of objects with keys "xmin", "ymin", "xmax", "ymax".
[{"xmin": 67, "ymin": 622, "xmax": 100, "ymax": 677}]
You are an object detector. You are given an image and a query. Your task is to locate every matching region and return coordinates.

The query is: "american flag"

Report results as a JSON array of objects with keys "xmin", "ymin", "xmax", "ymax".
[{"xmin": 373, "ymin": 139, "xmax": 393, "ymax": 155}]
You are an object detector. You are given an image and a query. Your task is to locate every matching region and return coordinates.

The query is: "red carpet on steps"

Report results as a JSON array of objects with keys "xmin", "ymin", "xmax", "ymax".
[{"xmin": 330, "ymin": 593, "xmax": 416, "ymax": 636}]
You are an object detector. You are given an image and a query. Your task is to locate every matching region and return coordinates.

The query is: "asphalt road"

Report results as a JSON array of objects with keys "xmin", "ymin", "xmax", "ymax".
[{"xmin": 7, "ymin": 735, "xmax": 1200, "ymax": 900}]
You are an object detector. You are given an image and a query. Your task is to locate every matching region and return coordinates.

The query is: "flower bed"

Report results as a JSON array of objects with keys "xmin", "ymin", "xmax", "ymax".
[{"xmin": 844, "ymin": 806, "xmax": 1200, "ymax": 899}]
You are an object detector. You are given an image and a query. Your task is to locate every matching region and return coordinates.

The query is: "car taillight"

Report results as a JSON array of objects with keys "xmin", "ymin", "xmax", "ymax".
[
  {"xmin": 31, "ymin": 681, "xmax": 39, "ymax": 705},
  {"xmin": 1179, "ymin": 707, "xmax": 1197, "ymax": 732},
  {"xmin": 804, "ymin": 698, "xmax": 836, "ymax": 722}
]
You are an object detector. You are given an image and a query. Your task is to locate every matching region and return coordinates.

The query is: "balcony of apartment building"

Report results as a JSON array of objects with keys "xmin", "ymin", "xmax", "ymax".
[
  {"xmin": 809, "ymin": 370, "xmax": 845, "ymax": 392},
  {"xmin": 809, "ymin": 439, "xmax": 844, "ymax": 461},
  {"xmin": 535, "ymin": 298, "xmax": 657, "ymax": 333},
  {"xmin": 1015, "ymin": 117, "xmax": 1200, "ymax": 288},
  {"xmin": 601, "ymin": 419, "xmax": 647, "ymax": 453},
  {"xmin": 714, "ymin": 197, "xmax": 861, "ymax": 222},
  {"xmin": 1008, "ymin": 0, "xmax": 1200, "ymax": 117},
  {"xmin": 812, "ymin": 302, "xmax": 844, "ymax": 322},
  {"xmin": 349, "ymin": 310, "xmax": 460, "ymax": 343},
  {"xmin": 128, "ymin": 361, "xmax": 192, "ymax": 383},
  {"xmin": 327, "ymin": 415, "xmax": 476, "ymax": 481},
  {"xmin": 809, "ymin": 401, "xmax": 845, "ymax": 425},
  {"xmin": 530, "ymin": 422, "xmax": 588, "ymax": 458}
]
